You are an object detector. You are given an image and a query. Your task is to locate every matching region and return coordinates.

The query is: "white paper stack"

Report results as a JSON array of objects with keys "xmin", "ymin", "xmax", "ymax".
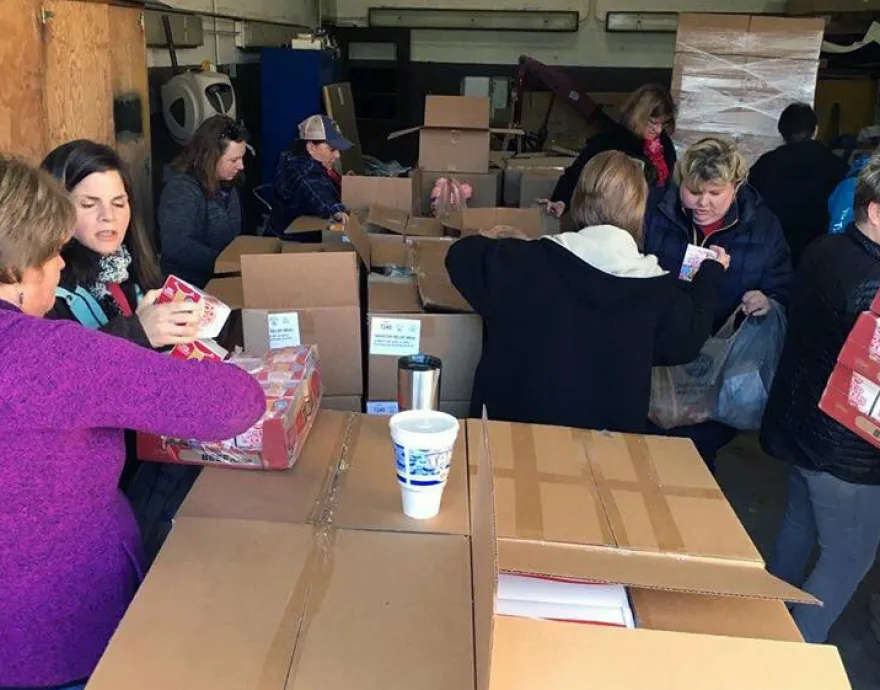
[{"xmin": 496, "ymin": 573, "xmax": 635, "ymax": 628}]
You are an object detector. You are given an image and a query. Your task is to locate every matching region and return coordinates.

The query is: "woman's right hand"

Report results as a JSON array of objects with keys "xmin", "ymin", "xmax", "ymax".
[
  {"xmin": 537, "ymin": 199, "xmax": 565, "ymax": 219},
  {"xmin": 136, "ymin": 289, "xmax": 201, "ymax": 348},
  {"xmin": 708, "ymin": 245, "xmax": 731, "ymax": 271}
]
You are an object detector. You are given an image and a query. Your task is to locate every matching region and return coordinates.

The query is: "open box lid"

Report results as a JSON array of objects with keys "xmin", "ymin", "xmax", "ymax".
[
  {"xmin": 412, "ymin": 242, "xmax": 473, "ymax": 314},
  {"xmin": 468, "ymin": 418, "xmax": 817, "ymax": 605},
  {"xmin": 470, "ymin": 414, "xmax": 850, "ymax": 690},
  {"xmin": 341, "ymin": 175, "xmax": 416, "ymax": 214},
  {"xmin": 241, "ymin": 252, "xmax": 359, "ymax": 309}
]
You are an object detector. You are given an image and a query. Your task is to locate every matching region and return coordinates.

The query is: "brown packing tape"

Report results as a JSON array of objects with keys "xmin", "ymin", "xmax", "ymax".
[
  {"xmin": 257, "ymin": 413, "xmax": 364, "ymax": 689},
  {"xmin": 583, "ymin": 432, "xmax": 725, "ymax": 554}
]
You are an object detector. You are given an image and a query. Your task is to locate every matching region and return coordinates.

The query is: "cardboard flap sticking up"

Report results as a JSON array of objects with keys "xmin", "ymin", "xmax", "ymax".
[
  {"xmin": 412, "ymin": 243, "xmax": 473, "ymax": 314},
  {"xmin": 286, "ymin": 216, "xmax": 331, "ymax": 235},
  {"xmin": 204, "ymin": 276, "xmax": 244, "ymax": 311},
  {"xmin": 405, "ymin": 216, "xmax": 445, "ymax": 238},
  {"xmin": 488, "ymin": 616, "xmax": 851, "ymax": 690},
  {"xmin": 425, "ymin": 95, "xmax": 491, "ymax": 130},
  {"xmin": 242, "ymin": 253, "xmax": 359, "ymax": 309},
  {"xmin": 214, "ymin": 236, "xmax": 282, "ymax": 275},
  {"xmin": 340, "ymin": 213, "xmax": 373, "ymax": 269},
  {"xmin": 366, "ymin": 204, "xmax": 409, "ymax": 235},
  {"xmin": 341, "ymin": 176, "xmax": 415, "ymax": 214},
  {"xmin": 368, "ymin": 275, "xmax": 424, "ymax": 314}
]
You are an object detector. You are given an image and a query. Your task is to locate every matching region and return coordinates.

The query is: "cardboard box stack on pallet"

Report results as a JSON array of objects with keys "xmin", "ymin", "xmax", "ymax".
[
  {"xmin": 671, "ymin": 13, "xmax": 826, "ymax": 165},
  {"xmin": 86, "ymin": 412, "xmax": 853, "ymax": 689}
]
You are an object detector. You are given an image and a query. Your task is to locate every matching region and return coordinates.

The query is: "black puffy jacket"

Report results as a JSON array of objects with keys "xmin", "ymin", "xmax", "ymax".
[{"xmin": 760, "ymin": 225, "xmax": 880, "ymax": 485}]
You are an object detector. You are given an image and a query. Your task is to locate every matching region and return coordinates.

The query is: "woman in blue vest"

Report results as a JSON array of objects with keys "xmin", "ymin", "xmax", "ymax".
[{"xmin": 42, "ymin": 140, "xmax": 199, "ymax": 347}]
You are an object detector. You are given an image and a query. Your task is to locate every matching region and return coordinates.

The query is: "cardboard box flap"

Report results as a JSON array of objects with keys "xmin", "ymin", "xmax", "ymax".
[
  {"xmin": 496, "ymin": 539, "xmax": 817, "ymax": 605},
  {"xmin": 485, "ymin": 616, "xmax": 851, "ymax": 690},
  {"xmin": 204, "ymin": 276, "xmax": 244, "ymax": 310},
  {"xmin": 367, "ymin": 204, "xmax": 409, "ymax": 235},
  {"xmin": 341, "ymin": 175, "xmax": 415, "ymax": 214},
  {"xmin": 417, "ymin": 270, "xmax": 473, "ymax": 314},
  {"xmin": 286, "ymin": 216, "xmax": 331, "ymax": 235},
  {"xmin": 339, "ymin": 213, "xmax": 372, "ymax": 268},
  {"xmin": 214, "ymin": 235, "xmax": 282, "ymax": 275},
  {"xmin": 449, "ymin": 208, "xmax": 544, "ymax": 239},
  {"xmin": 241, "ymin": 252, "xmax": 358, "ymax": 309},
  {"xmin": 368, "ymin": 275, "xmax": 423, "ymax": 314},
  {"xmin": 425, "ymin": 95, "xmax": 490, "ymax": 129},
  {"xmin": 87, "ymin": 517, "xmax": 475, "ymax": 690},
  {"xmin": 405, "ymin": 216, "xmax": 445, "ymax": 238},
  {"xmin": 472, "ymin": 420, "xmax": 763, "ymax": 562}
]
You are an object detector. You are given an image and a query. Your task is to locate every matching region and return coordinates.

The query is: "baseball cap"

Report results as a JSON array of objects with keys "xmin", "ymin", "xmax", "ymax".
[{"xmin": 298, "ymin": 114, "xmax": 353, "ymax": 151}]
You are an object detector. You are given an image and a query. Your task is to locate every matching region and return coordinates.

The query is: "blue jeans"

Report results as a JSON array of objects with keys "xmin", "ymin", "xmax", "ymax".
[{"xmin": 769, "ymin": 465, "xmax": 880, "ymax": 643}]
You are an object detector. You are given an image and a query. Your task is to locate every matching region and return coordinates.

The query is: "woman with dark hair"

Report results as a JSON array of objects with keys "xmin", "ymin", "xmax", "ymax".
[
  {"xmin": 268, "ymin": 114, "xmax": 353, "ymax": 239},
  {"xmin": 159, "ymin": 115, "xmax": 249, "ymax": 287},
  {"xmin": 42, "ymin": 140, "xmax": 199, "ymax": 348}
]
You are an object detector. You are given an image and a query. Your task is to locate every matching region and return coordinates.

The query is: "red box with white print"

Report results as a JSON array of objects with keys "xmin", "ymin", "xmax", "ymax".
[
  {"xmin": 837, "ymin": 312, "xmax": 880, "ymax": 384},
  {"xmin": 169, "ymin": 339, "xmax": 228, "ymax": 362},
  {"xmin": 155, "ymin": 275, "xmax": 231, "ymax": 340},
  {"xmin": 137, "ymin": 345, "xmax": 323, "ymax": 470},
  {"xmin": 819, "ymin": 363, "xmax": 880, "ymax": 450}
]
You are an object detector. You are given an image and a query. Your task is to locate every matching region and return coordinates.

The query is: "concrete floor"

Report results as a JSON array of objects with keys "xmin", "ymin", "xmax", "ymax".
[{"xmin": 716, "ymin": 434, "xmax": 880, "ymax": 690}]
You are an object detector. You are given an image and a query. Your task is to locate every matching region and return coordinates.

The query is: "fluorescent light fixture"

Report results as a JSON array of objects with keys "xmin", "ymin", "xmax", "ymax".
[
  {"xmin": 368, "ymin": 7, "xmax": 579, "ymax": 32},
  {"xmin": 605, "ymin": 12, "xmax": 678, "ymax": 34}
]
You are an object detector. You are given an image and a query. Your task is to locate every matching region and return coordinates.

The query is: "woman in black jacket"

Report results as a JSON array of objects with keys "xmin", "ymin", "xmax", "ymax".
[
  {"xmin": 760, "ymin": 152, "xmax": 880, "ymax": 644},
  {"xmin": 548, "ymin": 84, "xmax": 677, "ymax": 218},
  {"xmin": 447, "ymin": 151, "xmax": 729, "ymax": 433},
  {"xmin": 42, "ymin": 140, "xmax": 199, "ymax": 348}
]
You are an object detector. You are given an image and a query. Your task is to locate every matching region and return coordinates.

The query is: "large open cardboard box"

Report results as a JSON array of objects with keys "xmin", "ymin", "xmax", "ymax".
[
  {"xmin": 467, "ymin": 418, "xmax": 851, "ymax": 690},
  {"xmin": 240, "ymin": 253, "xmax": 362, "ymax": 398},
  {"xmin": 341, "ymin": 175, "xmax": 417, "ymax": 214},
  {"xmin": 214, "ymin": 235, "xmax": 283, "ymax": 276},
  {"xmin": 366, "ymin": 274, "xmax": 481, "ymax": 405}
]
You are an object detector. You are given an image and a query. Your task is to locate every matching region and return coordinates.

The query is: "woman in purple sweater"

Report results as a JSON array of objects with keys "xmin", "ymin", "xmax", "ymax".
[{"xmin": 0, "ymin": 156, "xmax": 266, "ymax": 689}]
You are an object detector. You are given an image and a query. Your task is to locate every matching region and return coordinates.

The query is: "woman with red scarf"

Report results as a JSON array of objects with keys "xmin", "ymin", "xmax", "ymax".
[
  {"xmin": 269, "ymin": 114, "xmax": 353, "ymax": 240},
  {"xmin": 549, "ymin": 84, "xmax": 677, "ymax": 218}
]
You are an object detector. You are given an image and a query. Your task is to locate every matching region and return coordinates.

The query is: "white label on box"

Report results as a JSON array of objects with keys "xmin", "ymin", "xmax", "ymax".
[
  {"xmin": 366, "ymin": 401, "xmax": 399, "ymax": 416},
  {"xmin": 679, "ymin": 245, "xmax": 718, "ymax": 282},
  {"xmin": 849, "ymin": 371, "xmax": 880, "ymax": 416},
  {"xmin": 369, "ymin": 317, "xmax": 421, "ymax": 356},
  {"xmin": 268, "ymin": 312, "xmax": 301, "ymax": 349}
]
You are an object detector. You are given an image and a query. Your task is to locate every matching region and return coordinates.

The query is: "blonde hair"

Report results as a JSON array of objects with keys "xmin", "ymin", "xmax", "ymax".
[
  {"xmin": 675, "ymin": 137, "xmax": 749, "ymax": 192},
  {"xmin": 571, "ymin": 151, "xmax": 648, "ymax": 242},
  {"xmin": 620, "ymin": 84, "xmax": 676, "ymax": 139},
  {"xmin": 854, "ymin": 149, "xmax": 880, "ymax": 225},
  {"xmin": 0, "ymin": 156, "xmax": 74, "ymax": 284}
]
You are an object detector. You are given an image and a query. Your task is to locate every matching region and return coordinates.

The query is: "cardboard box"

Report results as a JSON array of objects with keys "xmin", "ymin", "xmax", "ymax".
[
  {"xmin": 179, "ymin": 411, "xmax": 471, "ymax": 536},
  {"xmin": 466, "ymin": 418, "xmax": 851, "ymax": 690},
  {"xmin": 86, "ymin": 520, "xmax": 475, "ymax": 690},
  {"xmin": 367, "ymin": 276, "xmax": 482, "ymax": 402},
  {"xmin": 214, "ymin": 235, "xmax": 282, "ymax": 276},
  {"xmin": 672, "ymin": 14, "xmax": 825, "ymax": 165},
  {"xmin": 502, "ymin": 156, "xmax": 572, "ymax": 207},
  {"xmin": 412, "ymin": 168, "xmax": 501, "ymax": 215},
  {"xmin": 137, "ymin": 347, "xmax": 322, "ymax": 471},
  {"xmin": 390, "ymin": 96, "xmax": 520, "ymax": 175},
  {"xmin": 341, "ymin": 175, "xmax": 417, "ymax": 214},
  {"xmin": 411, "ymin": 241, "xmax": 473, "ymax": 313},
  {"xmin": 322, "ymin": 396, "xmax": 362, "ymax": 413},
  {"xmin": 241, "ymin": 252, "xmax": 362, "ymax": 398},
  {"xmin": 366, "ymin": 204, "xmax": 445, "ymax": 238},
  {"xmin": 447, "ymin": 207, "xmax": 544, "ymax": 239},
  {"xmin": 820, "ymin": 363, "xmax": 880, "ymax": 449},
  {"xmin": 837, "ymin": 312, "xmax": 880, "ymax": 383},
  {"xmin": 518, "ymin": 171, "xmax": 561, "ymax": 209}
]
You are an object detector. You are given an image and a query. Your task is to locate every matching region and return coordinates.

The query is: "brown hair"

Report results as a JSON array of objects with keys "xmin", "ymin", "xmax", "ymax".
[
  {"xmin": 854, "ymin": 150, "xmax": 880, "ymax": 225},
  {"xmin": 0, "ymin": 156, "xmax": 74, "ymax": 284},
  {"xmin": 571, "ymin": 151, "xmax": 649, "ymax": 242},
  {"xmin": 675, "ymin": 136, "xmax": 748, "ymax": 192},
  {"xmin": 41, "ymin": 139, "xmax": 163, "ymax": 290},
  {"xmin": 172, "ymin": 115, "xmax": 249, "ymax": 199},
  {"xmin": 620, "ymin": 84, "xmax": 676, "ymax": 139}
]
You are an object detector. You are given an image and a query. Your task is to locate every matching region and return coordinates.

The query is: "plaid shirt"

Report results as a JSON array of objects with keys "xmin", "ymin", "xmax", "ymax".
[{"xmin": 269, "ymin": 153, "xmax": 345, "ymax": 235}]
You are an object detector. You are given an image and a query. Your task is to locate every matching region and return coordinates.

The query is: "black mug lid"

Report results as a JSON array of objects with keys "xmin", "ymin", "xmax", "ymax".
[{"xmin": 398, "ymin": 354, "xmax": 441, "ymax": 372}]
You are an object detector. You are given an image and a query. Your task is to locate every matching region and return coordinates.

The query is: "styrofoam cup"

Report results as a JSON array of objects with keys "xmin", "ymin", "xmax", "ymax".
[{"xmin": 389, "ymin": 410, "xmax": 460, "ymax": 520}]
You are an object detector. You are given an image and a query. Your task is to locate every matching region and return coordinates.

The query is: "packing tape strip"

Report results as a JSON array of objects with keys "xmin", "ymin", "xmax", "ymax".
[
  {"xmin": 585, "ymin": 433, "xmax": 724, "ymax": 554},
  {"xmin": 256, "ymin": 412, "xmax": 363, "ymax": 690}
]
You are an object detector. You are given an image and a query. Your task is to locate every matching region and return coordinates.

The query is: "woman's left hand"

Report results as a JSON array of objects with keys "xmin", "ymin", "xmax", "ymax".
[
  {"xmin": 480, "ymin": 225, "xmax": 530, "ymax": 240},
  {"xmin": 742, "ymin": 290, "xmax": 771, "ymax": 317}
]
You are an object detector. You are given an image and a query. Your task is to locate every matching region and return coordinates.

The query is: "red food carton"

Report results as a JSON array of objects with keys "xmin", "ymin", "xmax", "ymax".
[
  {"xmin": 169, "ymin": 339, "xmax": 228, "ymax": 362},
  {"xmin": 155, "ymin": 275, "xmax": 231, "ymax": 339},
  {"xmin": 837, "ymin": 312, "xmax": 880, "ymax": 384},
  {"xmin": 819, "ymin": 363, "xmax": 880, "ymax": 449},
  {"xmin": 137, "ymin": 345, "xmax": 323, "ymax": 470}
]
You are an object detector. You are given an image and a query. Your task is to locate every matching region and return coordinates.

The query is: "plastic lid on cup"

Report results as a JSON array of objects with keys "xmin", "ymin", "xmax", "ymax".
[{"xmin": 389, "ymin": 410, "xmax": 460, "ymax": 449}]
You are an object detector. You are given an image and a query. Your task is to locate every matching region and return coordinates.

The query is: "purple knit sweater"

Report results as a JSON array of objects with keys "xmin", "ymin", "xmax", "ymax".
[{"xmin": 0, "ymin": 300, "xmax": 265, "ymax": 687}]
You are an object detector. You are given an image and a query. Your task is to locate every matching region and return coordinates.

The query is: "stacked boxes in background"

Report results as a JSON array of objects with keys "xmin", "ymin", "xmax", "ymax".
[
  {"xmin": 820, "ymin": 290, "xmax": 880, "ymax": 448},
  {"xmin": 671, "ymin": 13, "xmax": 825, "ymax": 164}
]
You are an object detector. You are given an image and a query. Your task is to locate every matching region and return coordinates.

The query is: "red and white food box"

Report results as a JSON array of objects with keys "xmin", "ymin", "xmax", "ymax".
[
  {"xmin": 169, "ymin": 339, "xmax": 228, "ymax": 362},
  {"xmin": 155, "ymin": 275, "xmax": 231, "ymax": 339},
  {"xmin": 837, "ymin": 311, "xmax": 880, "ymax": 383},
  {"xmin": 819, "ymin": 363, "xmax": 880, "ymax": 450},
  {"xmin": 137, "ymin": 345, "xmax": 323, "ymax": 470}
]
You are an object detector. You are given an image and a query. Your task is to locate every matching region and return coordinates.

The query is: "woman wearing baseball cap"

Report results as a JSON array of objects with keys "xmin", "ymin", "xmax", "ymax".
[{"xmin": 268, "ymin": 114, "xmax": 354, "ymax": 240}]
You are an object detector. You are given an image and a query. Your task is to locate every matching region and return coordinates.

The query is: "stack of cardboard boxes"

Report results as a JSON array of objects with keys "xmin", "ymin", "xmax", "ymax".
[
  {"xmin": 671, "ymin": 13, "xmax": 825, "ymax": 164},
  {"xmin": 86, "ymin": 412, "xmax": 853, "ymax": 689}
]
